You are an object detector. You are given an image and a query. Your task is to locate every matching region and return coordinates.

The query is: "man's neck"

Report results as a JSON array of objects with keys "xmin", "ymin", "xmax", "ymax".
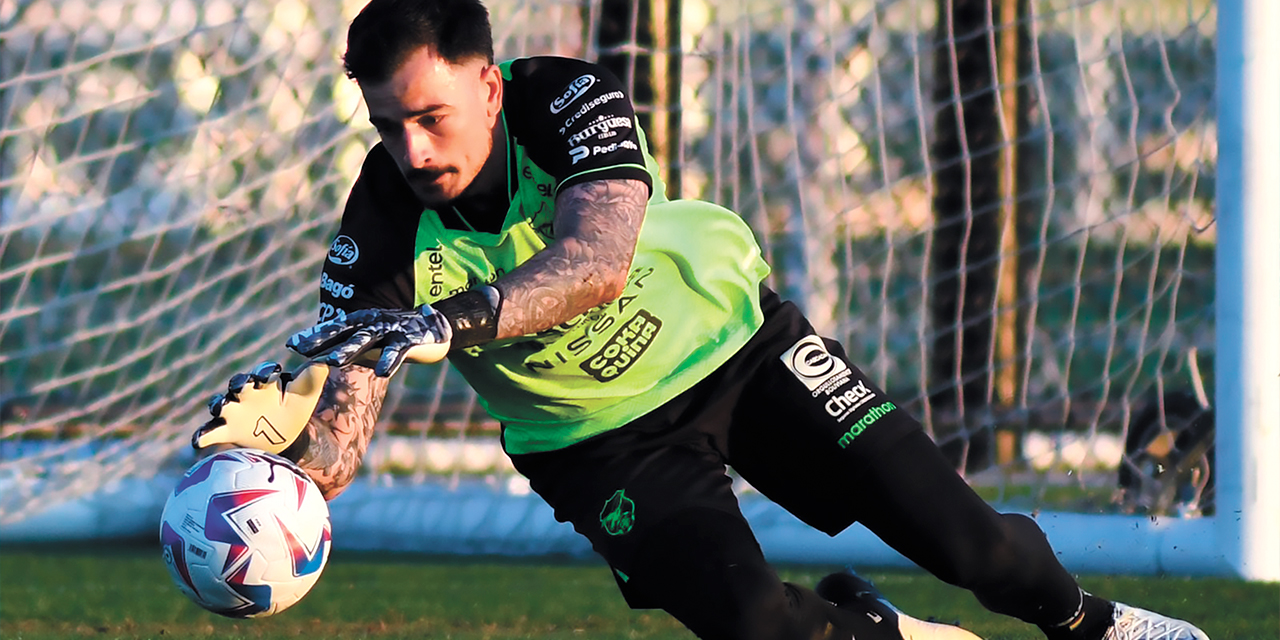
[{"xmin": 448, "ymin": 117, "xmax": 508, "ymax": 232}]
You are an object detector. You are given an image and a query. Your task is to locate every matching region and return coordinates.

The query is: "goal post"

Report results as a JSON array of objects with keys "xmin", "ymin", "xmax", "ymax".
[
  {"xmin": 2, "ymin": 0, "xmax": 1275, "ymax": 581},
  {"xmin": 1213, "ymin": 0, "xmax": 1280, "ymax": 582}
]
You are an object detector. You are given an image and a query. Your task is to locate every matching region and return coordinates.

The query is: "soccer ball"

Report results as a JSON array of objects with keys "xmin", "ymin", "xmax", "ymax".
[{"xmin": 160, "ymin": 448, "xmax": 331, "ymax": 618}]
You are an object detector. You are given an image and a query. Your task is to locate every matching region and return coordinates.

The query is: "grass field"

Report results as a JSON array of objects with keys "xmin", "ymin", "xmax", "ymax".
[{"xmin": 2, "ymin": 543, "xmax": 1275, "ymax": 640}]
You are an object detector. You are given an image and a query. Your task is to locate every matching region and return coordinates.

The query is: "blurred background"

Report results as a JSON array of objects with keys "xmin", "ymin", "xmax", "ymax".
[{"xmin": 0, "ymin": 0, "xmax": 1219, "ymax": 556}]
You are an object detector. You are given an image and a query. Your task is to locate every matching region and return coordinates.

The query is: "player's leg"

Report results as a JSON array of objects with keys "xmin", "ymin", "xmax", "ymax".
[
  {"xmin": 718, "ymin": 292, "xmax": 1205, "ymax": 639},
  {"xmin": 849, "ymin": 429, "xmax": 1111, "ymax": 636},
  {"xmin": 624, "ymin": 504, "xmax": 920, "ymax": 640},
  {"xmin": 721, "ymin": 340, "xmax": 1088, "ymax": 627},
  {"xmin": 848, "ymin": 431, "xmax": 1210, "ymax": 640},
  {"xmin": 509, "ymin": 429, "xmax": 967, "ymax": 640}
]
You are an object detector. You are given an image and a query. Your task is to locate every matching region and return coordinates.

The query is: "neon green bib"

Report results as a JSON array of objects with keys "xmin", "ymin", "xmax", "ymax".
[{"xmin": 413, "ymin": 89, "xmax": 769, "ymax": 454}]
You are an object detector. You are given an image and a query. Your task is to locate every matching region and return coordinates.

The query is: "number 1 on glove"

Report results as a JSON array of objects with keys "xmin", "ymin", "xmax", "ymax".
[{"xmin": 192, "ymin": 361, "xmax": 330, "ymax": 454}]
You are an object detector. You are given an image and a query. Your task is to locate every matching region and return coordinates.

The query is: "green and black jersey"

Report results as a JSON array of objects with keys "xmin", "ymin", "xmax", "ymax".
[{"xmin": 317, "ymin": 56, "xmax": 770, "ymax": 454}]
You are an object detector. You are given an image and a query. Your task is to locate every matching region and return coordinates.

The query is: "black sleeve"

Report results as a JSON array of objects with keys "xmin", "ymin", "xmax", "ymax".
[
  {"xmin": 503, "ymin": 57, "xmax": 653, "ymax": 196},
  {"xmin": 316, "ymin": 143, "xmax": 418, "ymax": 323}
]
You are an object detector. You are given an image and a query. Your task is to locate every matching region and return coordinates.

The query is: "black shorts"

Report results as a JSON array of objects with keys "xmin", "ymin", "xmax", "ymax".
[{"xmin": 507, "ymin": 286, "xmax": 922, "ymax": 602}]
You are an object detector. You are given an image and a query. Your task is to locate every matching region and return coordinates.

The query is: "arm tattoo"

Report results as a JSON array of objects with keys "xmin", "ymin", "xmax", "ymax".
[
  {"xmin": 296, "ymin": 364, "xmax": 389, "ymax": 499},
  {"xmin": 495, "ymin": 178, "xmax": 648, "ymax": 339}
]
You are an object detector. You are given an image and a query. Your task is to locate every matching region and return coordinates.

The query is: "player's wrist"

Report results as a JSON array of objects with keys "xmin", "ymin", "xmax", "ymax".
[{"xmin": 431, "ymin": 285, "xmax": 501, "ymax": 349}]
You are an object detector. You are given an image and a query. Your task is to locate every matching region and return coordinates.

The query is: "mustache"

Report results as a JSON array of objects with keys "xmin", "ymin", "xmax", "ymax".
[{"xmin": 406, "ymin": 167, "xmax": 457, "ymax": 182}]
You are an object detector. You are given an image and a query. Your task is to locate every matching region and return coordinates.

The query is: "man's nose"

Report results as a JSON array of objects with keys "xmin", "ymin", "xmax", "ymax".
[{"xmin": 403, "ymin": 127, "xmax": 434, "ymax": 168}]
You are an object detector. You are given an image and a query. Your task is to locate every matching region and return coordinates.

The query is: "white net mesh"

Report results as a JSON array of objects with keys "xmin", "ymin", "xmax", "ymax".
[{"xmin": 1, "ymin": 0, "xmax": 1217, "ymax": 543}]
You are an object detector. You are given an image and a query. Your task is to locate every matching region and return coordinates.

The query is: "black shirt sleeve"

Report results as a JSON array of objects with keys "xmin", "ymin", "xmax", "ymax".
[
  {"xmin": 315, "ymin": 143, "xmax": 418, "ymax": 323},
  {"xmin": 503, "ymin": 57, "xmax": 653, "ymax": 196}
]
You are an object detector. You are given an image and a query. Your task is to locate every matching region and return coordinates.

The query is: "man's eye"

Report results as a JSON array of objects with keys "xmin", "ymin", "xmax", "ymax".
[{"xmin": 420, "ymin": 115, "xmax": 441, "ymax": 127}]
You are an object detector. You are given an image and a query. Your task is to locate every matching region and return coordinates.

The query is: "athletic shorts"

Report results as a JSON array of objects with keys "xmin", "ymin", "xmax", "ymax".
[{"xmin": 507, "ymin": 286, "xmax": 922, "ymax": 604}]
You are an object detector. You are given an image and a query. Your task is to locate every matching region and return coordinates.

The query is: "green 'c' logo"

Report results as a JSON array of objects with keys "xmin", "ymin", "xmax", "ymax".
[{"xmin": 599, "ymin": 489, "xmax": 636, "ymax": 536}]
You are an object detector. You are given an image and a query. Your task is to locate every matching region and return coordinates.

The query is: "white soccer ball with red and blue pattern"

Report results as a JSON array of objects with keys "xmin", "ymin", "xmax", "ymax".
[{"xmin": 160, "ymin": 448, "xmax": 331, "ymax": 618}]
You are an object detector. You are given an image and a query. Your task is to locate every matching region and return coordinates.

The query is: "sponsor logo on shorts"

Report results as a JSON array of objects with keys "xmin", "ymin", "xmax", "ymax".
[
  {"xmin": 836, "ymin": 401, "xmax": 897, "ymax": 448},
  {"xmin": 600, "ymin": 489, "xmax": 635, "ymax": 535},
  {"xmin": 781, "ymin": 335, "xmax": 851, "ymax": 392},
  {"xmin": 580, "ymin": 309, "xmax": 661, "ymax": 382},
  {"xmin": 824, "ymin": 380, "xmax": 876, "ymax": 421},
  {"xmin": 550, "ymin": 74, "xmax": 597, "ymax": 114},
  {"xmin": 327, "ymin": 235, "xmax": 359, "ymax": 266}
]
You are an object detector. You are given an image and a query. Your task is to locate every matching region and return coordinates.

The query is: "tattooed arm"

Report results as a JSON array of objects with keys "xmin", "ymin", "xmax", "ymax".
[
  {"xmin": 272, "ymin": 179, "xmax": 644, "ymax": 495},
  {"xmin": 492, "ymin": 178, "xmax": 648, "ymax": 339},
  {"xmin": 294, "ymin": 364, "xmax": 389, "ymax": 500}
]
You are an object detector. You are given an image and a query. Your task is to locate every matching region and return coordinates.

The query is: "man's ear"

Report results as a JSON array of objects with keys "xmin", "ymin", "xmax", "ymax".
[{"xmin": 480, "ymin": 64, "xmax": 503, "ymax": 121}]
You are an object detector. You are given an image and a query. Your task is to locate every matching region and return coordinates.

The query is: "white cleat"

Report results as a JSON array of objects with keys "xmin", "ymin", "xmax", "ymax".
[{"xmin": 1103, "ymin": 603, "xmax": 1210, "ymax": 640}]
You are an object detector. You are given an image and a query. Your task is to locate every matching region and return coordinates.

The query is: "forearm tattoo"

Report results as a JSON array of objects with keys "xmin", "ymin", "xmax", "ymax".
[
  {"xmin": 495, "ymin": 178, "xmax": 648, "ymax": 339},
  {"xmin": 296, "ymin": 364, "xmax": 388, "ymax": 499}
]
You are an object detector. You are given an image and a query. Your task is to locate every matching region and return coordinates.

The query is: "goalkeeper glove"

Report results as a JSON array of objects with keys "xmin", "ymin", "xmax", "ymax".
[
  {"xmin": 191, "ymin": 361, "xmax": 330, "ymax": 454},
  {"xmin": 286, "ymin": 305, "xmax": 452, "ymax": 377},
  {"xmin": 285, "ymin": 287, "xmax": 500, "ymax": 377}
]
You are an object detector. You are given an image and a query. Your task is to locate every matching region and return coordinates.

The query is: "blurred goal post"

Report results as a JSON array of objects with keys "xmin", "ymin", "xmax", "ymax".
[
  {"xmin": 1214, "ymin": 0, "xmax": 1280, "ymax": 582},
  {"xmin": 0, "ymin": 0, "xmax": 1275, "ymax": 580}
]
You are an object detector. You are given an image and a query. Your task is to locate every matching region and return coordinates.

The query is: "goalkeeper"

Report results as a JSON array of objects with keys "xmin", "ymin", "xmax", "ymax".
[{"xmin": 193, "ymin": 1, "xmax": 1210, "ymax": 639}]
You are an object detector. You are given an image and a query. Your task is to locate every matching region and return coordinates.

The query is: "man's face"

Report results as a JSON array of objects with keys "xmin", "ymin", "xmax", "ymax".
[{"xmin": 361, "ymin": 48, "xmax": 502, "ymax": 207}]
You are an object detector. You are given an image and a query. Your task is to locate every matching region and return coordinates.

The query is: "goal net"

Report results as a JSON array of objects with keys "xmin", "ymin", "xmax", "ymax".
[{"xmin": 1, "ymin": 0, "xmax": 1254, "ymax": 573}]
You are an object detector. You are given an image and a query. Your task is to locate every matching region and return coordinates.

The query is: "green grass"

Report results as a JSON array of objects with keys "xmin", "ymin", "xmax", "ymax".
[{"xmin": 2, "ymin": 544, "xmax": 1274, "ymax": 640}]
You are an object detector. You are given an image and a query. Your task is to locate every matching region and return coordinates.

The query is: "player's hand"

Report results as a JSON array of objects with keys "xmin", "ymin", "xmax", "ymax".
[
  {"xmin": 192, "ymin": 361, "xmax": 330, "ymax": 454},
  {"xmin": 285, "ymin": 305, "xmax": 452, "ymax": 377}
]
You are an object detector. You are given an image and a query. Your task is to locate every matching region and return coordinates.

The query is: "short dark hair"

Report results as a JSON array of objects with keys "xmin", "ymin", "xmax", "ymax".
[{"xmin": 343, "ymin": 0, "xmax": 495, "ymax": 83}]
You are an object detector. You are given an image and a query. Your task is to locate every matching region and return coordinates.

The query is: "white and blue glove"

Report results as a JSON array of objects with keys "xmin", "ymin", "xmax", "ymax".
[
  {"xmin": 285, "ymin": 286, "xmax": 501, "ymax": 378},
  {"xmin": 285, "ymin": 305, "xmax": 453, "ymax": 377}
]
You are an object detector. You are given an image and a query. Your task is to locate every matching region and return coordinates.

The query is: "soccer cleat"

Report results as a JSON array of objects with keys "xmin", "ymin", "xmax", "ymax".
[
  {"xmin": 816, "ymin": 570, "xmax": 985, "ymax": 640},
  {"xmin": 1102, "ymin": 603, "xmax": 1210, "ymax": 640}
]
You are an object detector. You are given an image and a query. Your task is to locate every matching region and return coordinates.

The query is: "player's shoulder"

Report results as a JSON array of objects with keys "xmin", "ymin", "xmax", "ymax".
[
  {"xmin": 346, "ymin": 142, "xmax": 420, "ymax": 221},
  {"xmin": 323, "ymin": 141, "xmax": 419, "ymax": 318},
  {"xmin": 333, "ymin": 142, "xmax": 419, "ymax": 270},
  {"xmin": 501, "ymin": 56, "xmax": 630, "ymax": 128},
  {"xmin": 502, "ymin": 55, "xmax": 617, "ymax": 91},
  {"xmin": 499, "ymin": 56, "xmax": 647, "ymax": 185}
]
